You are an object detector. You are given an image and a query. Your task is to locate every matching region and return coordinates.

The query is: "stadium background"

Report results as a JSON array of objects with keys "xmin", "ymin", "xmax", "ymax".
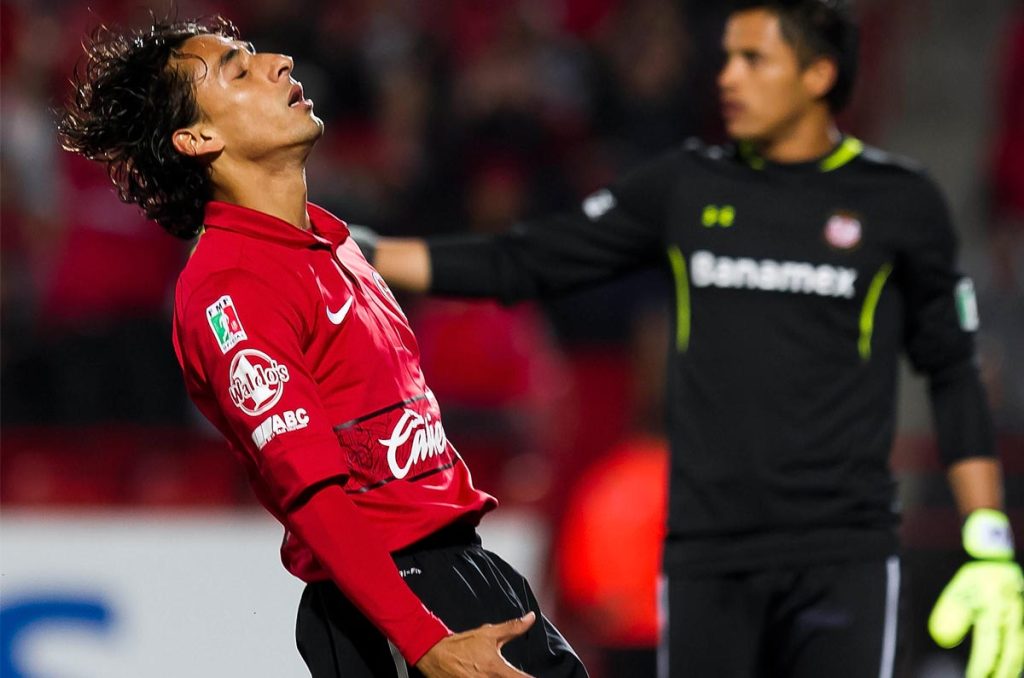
[{"xmin": 1, "ymin": 0, "xmax": 1021, "ymax": 676}]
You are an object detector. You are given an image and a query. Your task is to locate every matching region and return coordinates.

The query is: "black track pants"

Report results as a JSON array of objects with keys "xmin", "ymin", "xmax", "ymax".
[
  {"xmin": 661, "ymin": 557, "xmax": 904, "ymax": 678},
  {"xmin": 296, "ymin": 528, "xmax": 588, "ymax": 677}
]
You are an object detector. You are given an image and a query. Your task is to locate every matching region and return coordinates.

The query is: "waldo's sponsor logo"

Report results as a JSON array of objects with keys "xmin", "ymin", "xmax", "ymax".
[{"xmin": 228, "ymin": 349, "xmax": 291, "ymax": 416}]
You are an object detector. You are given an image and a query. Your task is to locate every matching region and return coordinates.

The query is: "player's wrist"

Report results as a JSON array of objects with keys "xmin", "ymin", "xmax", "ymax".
[
  {"xmin": 963, "ymin": 508, "xmax": 1015, "ymax": 561},
  {"xmin": 394, "ymin": 611, "xmax": 453, "ymax": 666}
]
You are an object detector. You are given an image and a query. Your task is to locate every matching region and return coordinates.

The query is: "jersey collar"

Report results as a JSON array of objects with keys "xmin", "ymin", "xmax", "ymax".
[
  {"xmin": 203, "ymin": 200, "xmax": 351, "ymax": 248},
  {"xmin": 737, "ymin": 136, "xmax": 863, "ymax": 173}
]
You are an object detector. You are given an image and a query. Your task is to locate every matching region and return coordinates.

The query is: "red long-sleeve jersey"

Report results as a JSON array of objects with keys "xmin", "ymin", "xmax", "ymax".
[{"xmin": 172, "ymin": 200, "xmax": 496, "ymax": 662}]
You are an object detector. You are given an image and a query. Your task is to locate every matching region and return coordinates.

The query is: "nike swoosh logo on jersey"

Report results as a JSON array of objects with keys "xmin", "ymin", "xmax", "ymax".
[{"xmin": 326, "ymin": 297, "xmax": 354, "ymax": 325}]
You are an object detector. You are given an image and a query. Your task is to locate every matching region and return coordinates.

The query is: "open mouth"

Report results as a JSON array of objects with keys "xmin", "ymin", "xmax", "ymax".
[
  {"xmin": 288, "ymin": 84, "xmax": 305, "ymax": 107},
  {"xmin": 721, "ymin": 100, "xmax": 743, "ymax": 120}
]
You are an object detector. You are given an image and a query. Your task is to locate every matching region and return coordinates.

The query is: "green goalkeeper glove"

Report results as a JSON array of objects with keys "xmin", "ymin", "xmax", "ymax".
[{"xmin": 929, "ymin": 509, "xmax": 1024, "ymax": 678}]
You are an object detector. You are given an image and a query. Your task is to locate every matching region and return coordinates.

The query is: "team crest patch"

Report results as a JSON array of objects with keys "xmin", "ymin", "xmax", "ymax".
[
  {"xmin": 206, "ymin": 295, "xmax": 247, "ymax": 353},
  {"xmin": 373, "ymin": 271, "xmax": 396, "ymax": 300},
  {"xmin": 824, "ymin": 212, "xmax": 862, "ymax": 250}
]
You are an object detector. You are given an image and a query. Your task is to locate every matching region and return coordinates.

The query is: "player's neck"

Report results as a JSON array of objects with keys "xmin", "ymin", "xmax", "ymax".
[
  {"xmin": 758, "ymin": 109, "xmax": 840, "ymax": 165},
  {"xmin": 212, "ymin": 162, "xmax": 312, "ymax": 231}
]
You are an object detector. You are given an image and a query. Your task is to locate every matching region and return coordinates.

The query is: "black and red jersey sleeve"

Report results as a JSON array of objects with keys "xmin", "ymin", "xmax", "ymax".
[
  {"xmin": 896, "ymin": 173, "xmax": 995, "ymax": 464},
  {"xmin": 427, "ymin": 147, "xmax": 684, "ymax": 303}
]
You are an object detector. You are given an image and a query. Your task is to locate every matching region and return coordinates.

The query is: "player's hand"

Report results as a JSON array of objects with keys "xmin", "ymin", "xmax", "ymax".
[
  {"xmin": 928, "ymin": 509, "xmax": 1024, "ymax": 678},
  {"xmin": 415, "ymin": 611, "xmax": 536, "ymax": 678}
]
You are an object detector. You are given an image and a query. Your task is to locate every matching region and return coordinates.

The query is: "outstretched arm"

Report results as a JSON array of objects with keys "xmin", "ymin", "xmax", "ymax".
[
  {"xmin": 374, "ymin": 237, "xmax": 432, "ymax": 293},
  {"xmin": 361, "ymin": 147, "xmax": 688, "ymax": 302}
]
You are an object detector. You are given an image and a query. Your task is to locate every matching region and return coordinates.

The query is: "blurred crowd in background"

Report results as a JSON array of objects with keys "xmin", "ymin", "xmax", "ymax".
[{"xmin": 2, "ymin": 0, "xmax": 1022, "ymax": 675}]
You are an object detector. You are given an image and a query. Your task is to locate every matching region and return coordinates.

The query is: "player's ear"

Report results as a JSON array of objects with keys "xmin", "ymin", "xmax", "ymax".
[
  {"xmin": 172, "ymin": 124, "xmax": 225, "ymax": 160},
  {"xmin": 802, "ymin": 56, "xmax": 838, "ymax": 102}
]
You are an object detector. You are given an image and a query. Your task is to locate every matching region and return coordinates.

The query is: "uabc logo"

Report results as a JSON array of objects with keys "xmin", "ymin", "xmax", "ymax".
[{"xmin": 228, "ymin": 349, "xmax": 290, "ymax": 416}]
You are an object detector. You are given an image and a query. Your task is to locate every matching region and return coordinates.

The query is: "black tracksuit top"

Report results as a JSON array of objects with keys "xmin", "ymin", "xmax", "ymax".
[{"xmin": 427, "ymin": 137, "xmax": 994, "ymax": 574}]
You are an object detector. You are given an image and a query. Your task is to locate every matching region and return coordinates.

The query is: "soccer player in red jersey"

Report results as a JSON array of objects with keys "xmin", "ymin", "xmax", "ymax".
[{"xmin": 58, "ymin": 16, "xmax": 587, "ymax": 678}]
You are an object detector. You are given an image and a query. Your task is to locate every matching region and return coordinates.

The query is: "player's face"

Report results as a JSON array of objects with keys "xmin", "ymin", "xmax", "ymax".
[
  {"xmin": 718, "ymin": 9, "xmax": 823, "ymax": 142},
  {"xmin": 173, "ymin": 34, "xmax": 323, "ymax": 162}
]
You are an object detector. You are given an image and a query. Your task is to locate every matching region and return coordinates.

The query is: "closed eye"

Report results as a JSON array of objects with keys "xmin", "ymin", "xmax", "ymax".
[{"xmin": 741, "ymin": 50, "xmax": 762, "ymax": 65}]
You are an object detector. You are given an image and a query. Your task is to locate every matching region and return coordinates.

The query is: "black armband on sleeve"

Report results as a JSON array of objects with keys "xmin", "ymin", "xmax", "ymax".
[{"xmin": 428, "ymin": 234, "xmax": 521, "ymax": 301}]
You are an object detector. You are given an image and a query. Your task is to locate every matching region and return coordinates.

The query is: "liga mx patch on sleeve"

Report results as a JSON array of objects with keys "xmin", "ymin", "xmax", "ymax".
[
  {"xmin": 954, "ymin": 278, "xmax": 980, "ymax": 332},
  {"xmin": 206, "ymin": 295, "xmax": 248, "ymax": 353}
]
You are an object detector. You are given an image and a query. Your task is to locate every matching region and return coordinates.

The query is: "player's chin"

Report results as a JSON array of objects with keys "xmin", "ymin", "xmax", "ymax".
[
  {"xmin": 299, "ymin": 115, "xmax": 325, "ymax": 143},
  {"xmin": 723, "ymin": 119, "xmax": 758, "ymax": 142}
]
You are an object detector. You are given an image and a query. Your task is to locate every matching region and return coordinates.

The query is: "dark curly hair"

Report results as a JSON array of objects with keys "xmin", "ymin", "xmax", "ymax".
[
  {"xmin": 731, "ymin": 0, "xmax": 859, "ymax": 111},
  {"xmin": 58, "ymin": 16, "xmax": 239, "ymax": 239}
]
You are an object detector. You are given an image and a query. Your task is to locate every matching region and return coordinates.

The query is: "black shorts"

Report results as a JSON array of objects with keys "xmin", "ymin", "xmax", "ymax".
[
  {"xmin": 296, "ymin": 524, "xmax": 588, "ymax": 677},
  {"xmin": 661, "ymin": 556, "xmax": 904, "ymax": 678}
]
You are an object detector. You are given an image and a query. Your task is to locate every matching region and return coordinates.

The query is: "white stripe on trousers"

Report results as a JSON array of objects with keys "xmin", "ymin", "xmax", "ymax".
[
  {"xmin": 657, "ymin": 574, "xmax": 669, "ymax": 678},
  {"xmin": 388, "ymin": 640, "xmax": 410, "ymax": 678},
  {"xmin": 878, "ymin": 555, "xmax": 901, "ymax": 678}
]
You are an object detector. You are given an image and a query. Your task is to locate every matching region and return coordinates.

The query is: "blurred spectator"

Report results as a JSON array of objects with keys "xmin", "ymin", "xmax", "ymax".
[
  {"xmin": 593, "ymin": 0, "xmax": 698, "ymax": 162},
  {"xmin": 977, "ymin": 4, "xmax": 1024, "ymax": 433},
  {"xmin": 989, "ymin": 4, "xmax": 1024, "ymax": 228},
  {"xmin": 413, "ymin": 299, "xmax": 570, "ymax": 504},
  {"xmin": 411, "ymin": 152, "xmax": 572, "ymax": 508},
  {"xmin": 1, "ymin": 3, "xmax": 185, "ymax": 424},
  {"xmin": 1, "ymin": 3, "xmax": 65, "ymax": 421},
  {"xmin": 556, "ymin": 436, "xmax": 668, "ymax": 678},
  {"xmin": 554, "ymin": 307, "xmax": 670, "ymax": 678}
]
